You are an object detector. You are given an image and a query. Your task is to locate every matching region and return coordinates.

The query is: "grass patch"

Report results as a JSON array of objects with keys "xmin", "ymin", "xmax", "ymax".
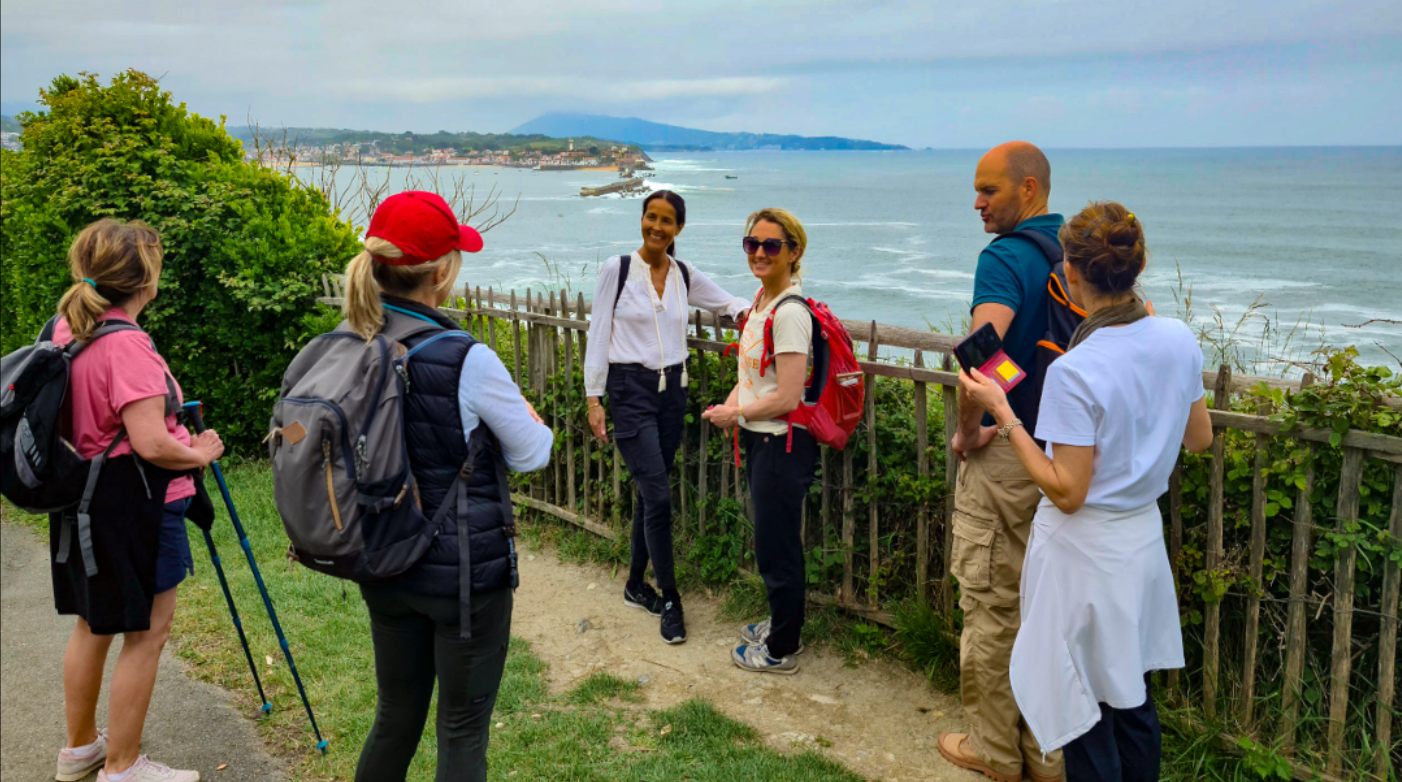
[
  {"xmin": 565, "ymin": 672, "xmax": 642, "ymax": 705},
  {"xmin": 888, "ymin": 599, "xmax": 962, "ymax": 693}
]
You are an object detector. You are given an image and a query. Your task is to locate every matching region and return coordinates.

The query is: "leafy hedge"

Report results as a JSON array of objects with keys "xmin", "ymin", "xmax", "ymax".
[{"xmin": 0, "ymin": 70, "xmax": 360, "ymax": 451}]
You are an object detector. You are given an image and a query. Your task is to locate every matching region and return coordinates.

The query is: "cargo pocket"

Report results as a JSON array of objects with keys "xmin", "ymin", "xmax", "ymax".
[{"xmin": 950, "ymin": 511, "xmax": 996, "ymax": 592}]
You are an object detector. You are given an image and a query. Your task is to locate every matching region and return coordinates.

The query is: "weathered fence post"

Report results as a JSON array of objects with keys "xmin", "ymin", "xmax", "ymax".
[
  {"xmin": 941, "ymin": 353, "xmax": 959, "ymax": 613},
  {"xmin": 577, "ymin": 293, "xmax": 591, "ymax": 522},
  {"xmin": 1279, "ymin": 373, "xmax": 1316, "ymax": 753},
  {"xmin": 866, "ymin": 321, "xmax": 880, "ymax": 604},
  {"xmin": 563, "ymin": 294, "xmax": 577, "ymax": 512},
  {"xmin": 487, "ymin": 288, "xmax": 498, "ymax": 352},
  {"xmin": 1240, "ymin": 399, "xmax": 1273, "ymax": 726},
  {"xmin": 1167, "ymin": 460, "xmax": 1184, "ymax": 696},
  {"xmin": 1203, "ymin": 364, "xmax": 1231, "ymax": 719},
  {"xmin": 1326, "ymin": 446, "xmax": 1365, "ymax": 776},
  {"xmin": 1375, "ymin": 463, "xmax": 1402, "ymax": 781},
  {"xmin": 510, "ymin": 290, "xmax": 522, "ymax": 386},
  {"xmin": 914, "ymin": 350, "xmax": 930, "ymax": 603}
]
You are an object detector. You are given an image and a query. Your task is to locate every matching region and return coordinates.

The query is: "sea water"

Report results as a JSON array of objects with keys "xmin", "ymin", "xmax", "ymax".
[{"xmin": 310, "ymin": 147, "xmax": 1402, "ymax": 370}]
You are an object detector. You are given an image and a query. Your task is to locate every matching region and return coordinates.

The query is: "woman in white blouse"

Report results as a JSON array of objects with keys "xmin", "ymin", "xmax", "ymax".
[
  {"xmin": 584, "ymin": 190, "xmax": 748, "ymax": 644},
  {"xmin": 960, "ymin": 202, "xmax": 1214, "ymax": 781}
]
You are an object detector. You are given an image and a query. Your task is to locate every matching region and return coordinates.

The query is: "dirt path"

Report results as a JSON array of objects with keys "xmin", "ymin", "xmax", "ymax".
[
  {"xmin": 1, "ymin": 523, "xmax": 285, "ymax": 782},
  {"xmin": 512, "ymin": 545, "xmax": 973, "ymax": 782}
]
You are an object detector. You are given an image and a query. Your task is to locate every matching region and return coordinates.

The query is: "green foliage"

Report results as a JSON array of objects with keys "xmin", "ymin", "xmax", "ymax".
[
  {"xmin": 0, "ymin": 70, "xmax": 361, "ymax": 451},
  {"xmin": 889, "ymin": 598, "xmax": 961, "ymax": 692},
  {"xmin": 1235, "ymin": 737, "xmax": 1293, "ymax": 781}
]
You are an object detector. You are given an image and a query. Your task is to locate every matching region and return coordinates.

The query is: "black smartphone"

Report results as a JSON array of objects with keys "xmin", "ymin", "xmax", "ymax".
[
  {"xmin": 954, "ymin": 322, "xmax": 1003, "ymax": 372},
  {"xmin": 954, "ymin": 322, "xmax": 1027, "ymax": 392}
]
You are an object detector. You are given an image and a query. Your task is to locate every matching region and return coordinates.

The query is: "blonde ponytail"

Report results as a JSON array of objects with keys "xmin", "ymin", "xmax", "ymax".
[
  {"xmin": 344, "ymin": 236, "xmax": 463, "ymax": 341},
  {"xmin": 58, "ymin": 219, "xmax": 163, "ymax": 342}
]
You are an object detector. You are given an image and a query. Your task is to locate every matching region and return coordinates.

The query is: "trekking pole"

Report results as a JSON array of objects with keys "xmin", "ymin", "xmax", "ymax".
[
  {"xmin": 183, "ymin": 401, "xmax": 329, "ymax": 755},
  {"xmin": 197, "ymin": 525, "xmax": 273, "ymax": 714}
]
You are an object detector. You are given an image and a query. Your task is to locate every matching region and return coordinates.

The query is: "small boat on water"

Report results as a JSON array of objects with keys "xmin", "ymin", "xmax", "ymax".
[{"xmin": 725, "ymin": 175, "xmax": 738, "ymax": 179}]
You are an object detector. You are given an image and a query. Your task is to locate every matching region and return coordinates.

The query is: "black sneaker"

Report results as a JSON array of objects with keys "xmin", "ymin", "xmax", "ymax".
[
  {"xmin": 660, "ymin": 596, "xmax": 687, "ymax": 644},
  {"xmin": 624, "ymin": 581, "xmax": 662, "ymax": 617}
]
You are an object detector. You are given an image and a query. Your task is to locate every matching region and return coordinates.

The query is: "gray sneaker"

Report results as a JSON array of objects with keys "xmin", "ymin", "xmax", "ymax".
[
  {"xmin": 97, "ymin": 755, "xmax": 199, "ymax": 782},
  {"xmin": 739, "ymin": 619, "xmax": 804, "ymax": 654},
  {"xmin": 731, "ymin": 643, "xmax": 800, "ymax": 675},
  {"xmin": 56, "ymin": 731, "xmax": 106, "ymax": 781}
]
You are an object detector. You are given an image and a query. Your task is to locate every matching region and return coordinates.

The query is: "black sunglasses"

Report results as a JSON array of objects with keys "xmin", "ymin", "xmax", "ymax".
[{"xmin": 742, "ymin": 236, "xmax": 797, "ymax": 256}]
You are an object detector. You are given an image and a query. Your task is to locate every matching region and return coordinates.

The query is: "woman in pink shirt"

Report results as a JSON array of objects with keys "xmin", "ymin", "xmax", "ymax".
[{"xmin": 49, "ymin": 219, "xmax": 224, "ymax": 782}]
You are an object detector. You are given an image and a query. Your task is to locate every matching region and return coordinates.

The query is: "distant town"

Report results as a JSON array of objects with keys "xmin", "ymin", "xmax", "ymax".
[{"xmin": 246, "ymin": 137, "xmax": 653, "ymax": 172}]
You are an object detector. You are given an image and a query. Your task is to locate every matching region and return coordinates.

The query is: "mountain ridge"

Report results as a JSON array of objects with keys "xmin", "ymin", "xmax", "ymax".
[{"xmin": 510, "ymin": 112, "xmax": 907, "ymax": 151}]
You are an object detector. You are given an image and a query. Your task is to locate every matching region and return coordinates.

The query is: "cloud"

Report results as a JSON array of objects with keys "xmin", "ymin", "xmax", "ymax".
[
  {"xmin": 1, "ymin": 0, "xmax": 1399, "ymax": 145},
  {"xmin": 330, "ymin": 76, "xmax": 787, "ymax": 103}
]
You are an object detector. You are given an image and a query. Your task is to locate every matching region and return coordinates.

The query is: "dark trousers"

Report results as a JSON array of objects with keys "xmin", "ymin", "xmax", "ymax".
[
  {"xmin": 743, "ymin": 426, "xmax": 818, "ymax": 658},
  {"xmin": 1063, "ymin": 674, "xmax": 1162, "ymax": 782},
  {"xmin": 356, "ymin": 585, "xmax": 513, "ymax": 782},
  {"xmin": 608, "ymin": 363, "xmax": 686, "ymax": 593}
]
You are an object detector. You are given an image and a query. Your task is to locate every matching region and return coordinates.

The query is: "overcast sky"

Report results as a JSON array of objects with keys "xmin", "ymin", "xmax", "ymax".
[{"xmin": 2, "ymin": 0, "xmax": 1399, "ymax": 148}]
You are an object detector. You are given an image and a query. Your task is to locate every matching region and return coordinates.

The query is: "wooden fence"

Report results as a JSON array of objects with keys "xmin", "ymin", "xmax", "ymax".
[{"xmin": 321, "ymin": 276, "xmax": 1400, "ymax": 781}]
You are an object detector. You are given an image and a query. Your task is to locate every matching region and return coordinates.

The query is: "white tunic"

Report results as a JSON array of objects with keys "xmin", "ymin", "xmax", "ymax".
[
  {"xmin": 583, "ymin": 254, "xmax": 747, "ymax": 397},
  {"xmin": 1010, "ymin": 499, "xmax": 1184, "ymax": 753},
  {"xmin": 1011, "ymin": 317, "xmax": 1204, "ymax": 753}
]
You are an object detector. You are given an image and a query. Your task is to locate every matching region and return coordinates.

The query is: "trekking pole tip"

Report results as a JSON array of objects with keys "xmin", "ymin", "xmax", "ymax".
[
  {"xmin": 260, "ymin": 702, "xmax": 273, "ymax": 713},
  {"xmin": 316, "ymin": 740, "xmax": 329, "ymax": 754}
]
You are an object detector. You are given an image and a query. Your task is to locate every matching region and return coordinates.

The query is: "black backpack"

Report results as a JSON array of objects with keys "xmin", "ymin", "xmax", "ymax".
[
  {"xmin": 1, "ymin": 316, "xmax": 143, "ymax": 516},
  {"xmin": 991, "ymin": 228, "xmax": 1085, "ymax": 405},
  {"xmin": 613, "ymin": 254, "xmax": 690, "ymax": 310}
]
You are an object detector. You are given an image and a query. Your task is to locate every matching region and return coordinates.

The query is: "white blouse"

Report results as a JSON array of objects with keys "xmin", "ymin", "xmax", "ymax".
[{"xmin": 584, "ymin": 254, "xmax": 747, "ymax": 397}]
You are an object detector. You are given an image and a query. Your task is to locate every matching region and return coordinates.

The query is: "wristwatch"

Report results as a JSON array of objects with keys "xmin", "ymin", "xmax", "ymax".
[
  {"xmin": 997, "ymin": 419, "xmax": 1023, "ymax": 441},
  {"xmin": 737, "ymin": 405, "xmax": 746, "ymax": 425}
]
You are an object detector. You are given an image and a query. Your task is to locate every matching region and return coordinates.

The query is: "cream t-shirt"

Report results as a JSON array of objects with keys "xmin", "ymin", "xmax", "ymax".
[{"xmin": 737, "ymin": 283, "xmax": 812, "ymax": 435}]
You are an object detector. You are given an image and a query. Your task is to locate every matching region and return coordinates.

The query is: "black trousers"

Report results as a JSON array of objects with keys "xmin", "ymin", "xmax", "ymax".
[
  {"xmin": 1063, "ymin": 674, "xmax": 1162, "ymax": 782},
  {"xmin": 608, "ymin": 363, "xmax": 686, "ymax": 593},
  {"xmin": 356, "ymin": 585, "xmax": 513, "ymax": 782},
  {"xmin": 743, "ymin": 426, "xmax": 818, "ymax": 658}
]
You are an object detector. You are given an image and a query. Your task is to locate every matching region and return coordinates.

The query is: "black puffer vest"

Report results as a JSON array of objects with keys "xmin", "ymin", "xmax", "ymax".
[{"xmin": 379, "ymin": 298, "xmax": 515, "ymax": 604}]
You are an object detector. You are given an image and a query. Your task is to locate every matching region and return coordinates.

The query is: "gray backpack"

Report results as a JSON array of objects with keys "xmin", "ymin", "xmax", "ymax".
[{"xmin": 268, "ymin": 313, "xmax": 452, "ymax": 582}]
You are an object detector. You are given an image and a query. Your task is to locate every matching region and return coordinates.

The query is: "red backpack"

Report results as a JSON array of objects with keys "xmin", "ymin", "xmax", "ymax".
[{"xmin": 730, "ymin": 293, "xmax": 865, "ymax": 463}]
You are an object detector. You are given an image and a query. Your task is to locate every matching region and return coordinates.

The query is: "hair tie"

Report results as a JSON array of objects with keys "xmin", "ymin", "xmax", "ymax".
[
  {"xmin": 82, "ymin": 278, "xmax": 98, "ymax": 289},
  {"xmin": 1126, "ymin": 213, "xmax": 1136, "ymax": 226}
]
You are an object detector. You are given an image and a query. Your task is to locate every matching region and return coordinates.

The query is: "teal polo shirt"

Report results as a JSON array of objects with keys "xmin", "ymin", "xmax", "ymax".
[{"xmin": 970, "ymin": 213, "xmax": 1065, "ymax": 429}]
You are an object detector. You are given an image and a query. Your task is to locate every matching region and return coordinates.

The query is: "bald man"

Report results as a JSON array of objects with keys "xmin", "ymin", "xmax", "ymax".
[{"xmin": 939, "ymin": 142, "xmax": 1065, "ymax": 782}]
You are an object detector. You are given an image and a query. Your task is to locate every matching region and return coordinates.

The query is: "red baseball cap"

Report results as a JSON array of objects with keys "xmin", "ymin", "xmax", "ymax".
[{"xmin": 366, "ymin": 191, "xmax": 483, "ymax": 265}]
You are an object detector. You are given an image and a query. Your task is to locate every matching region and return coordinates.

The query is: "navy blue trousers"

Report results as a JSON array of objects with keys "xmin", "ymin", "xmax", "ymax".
[{"xmin": 1063, "ymin": 673, "xmax": 1161, "ymax": 782}]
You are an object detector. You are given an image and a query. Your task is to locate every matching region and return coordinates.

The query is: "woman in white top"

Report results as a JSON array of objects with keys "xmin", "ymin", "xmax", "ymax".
[
  {"xmin": 585, "ymin": 190, "xmax": 748, "ymax": 644},
  {"xmin": 702, "ymin": 208, "xmax": 816, "ymax": 675},
  {"xmin": 960, "ymin": 202, "xmax": 1214, "ymax": 781}
]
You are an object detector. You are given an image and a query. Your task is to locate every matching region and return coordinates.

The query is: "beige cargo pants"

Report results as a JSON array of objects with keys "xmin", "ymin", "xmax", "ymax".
[{"xmin": 951, "ymin": 438, "xmax": 1063, "ymax": 780}]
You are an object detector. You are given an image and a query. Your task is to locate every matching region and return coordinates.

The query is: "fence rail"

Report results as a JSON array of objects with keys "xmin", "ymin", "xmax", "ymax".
[{"xmin": 320, "ymin": 277, "xmax": 1400, "ymax": 781}]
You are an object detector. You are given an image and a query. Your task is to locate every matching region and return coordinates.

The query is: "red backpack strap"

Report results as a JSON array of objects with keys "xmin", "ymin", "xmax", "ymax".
[
  {"xmin": 733, "ymin": 426, "xmax": 742, "ymax": 470},
  {"xmin": 761, "ymin": 294, "xmax": 809, "ymax": 378}
]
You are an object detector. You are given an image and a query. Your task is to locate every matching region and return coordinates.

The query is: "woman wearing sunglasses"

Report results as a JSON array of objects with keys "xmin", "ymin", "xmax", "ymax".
[
  {"xmin": 702, "ymin": 208, "xmax": 816, "ymax": 675},
  {"xmin": 584, "ymin": 189, "xmax": 749, "ymax": 645}
]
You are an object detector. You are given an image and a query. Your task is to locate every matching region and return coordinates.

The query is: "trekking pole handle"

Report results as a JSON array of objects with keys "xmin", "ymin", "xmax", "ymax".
[{"xmin": 182, "ymin": 400, "xmax": 208, "ymax": 435}]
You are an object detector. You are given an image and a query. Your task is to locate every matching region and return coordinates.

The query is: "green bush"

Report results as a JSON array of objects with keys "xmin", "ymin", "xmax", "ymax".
[{"xmin": 0, "ymin": 70, "xmax": 360, "ymax": 451}]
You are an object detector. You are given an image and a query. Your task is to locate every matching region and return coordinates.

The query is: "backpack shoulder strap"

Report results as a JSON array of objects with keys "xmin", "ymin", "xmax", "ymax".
[
  {"xmin": 38, "ymin": 315, "xmax": 60, "ymax": 344},
  {"xmin": 676, "ymin": 259, "xmax": 691, "ymax": 292},
  {"xmin": 381, "ymin": 308, "xmax": 447, "ymax": 345},
  {"xmin": 995, "ymin": 228, "xmax": 1063, "ymax": 265},
  {"xmin": 65, "ymin": 320, "xmax": 145, "ymax": 358},
  {"xmin": 760, "ymin": 295, "xmax": 814, "ymax": 375},
  {"xmin": 613, "ymin": 255, "xmax": 631, "ymax": 313}
]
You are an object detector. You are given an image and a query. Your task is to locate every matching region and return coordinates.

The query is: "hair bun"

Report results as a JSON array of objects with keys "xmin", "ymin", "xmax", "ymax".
[{"xmin": 1059, "ymin": 201, "xmax": 1146, "ymax": 295}]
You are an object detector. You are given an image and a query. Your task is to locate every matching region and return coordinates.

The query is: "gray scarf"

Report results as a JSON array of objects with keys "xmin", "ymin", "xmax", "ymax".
[{"xmin": 1069, "ymin": 295, "xmax": 1149, "ymax": 349}]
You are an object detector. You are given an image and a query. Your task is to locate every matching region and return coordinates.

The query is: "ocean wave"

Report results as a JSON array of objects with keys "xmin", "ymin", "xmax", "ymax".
[{"xmin": 805, "ymin": 221, "xmax": 920, "ymax": 228}]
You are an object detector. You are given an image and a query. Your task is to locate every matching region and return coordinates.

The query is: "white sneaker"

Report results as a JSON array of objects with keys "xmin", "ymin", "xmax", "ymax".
[
  {"xmin": 97, "ymin": 755, "xmax": 200, "ymax": 782},
  {"xmin": 56, "ymin": 730, "xmax": 106, "ymax": 781}
]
